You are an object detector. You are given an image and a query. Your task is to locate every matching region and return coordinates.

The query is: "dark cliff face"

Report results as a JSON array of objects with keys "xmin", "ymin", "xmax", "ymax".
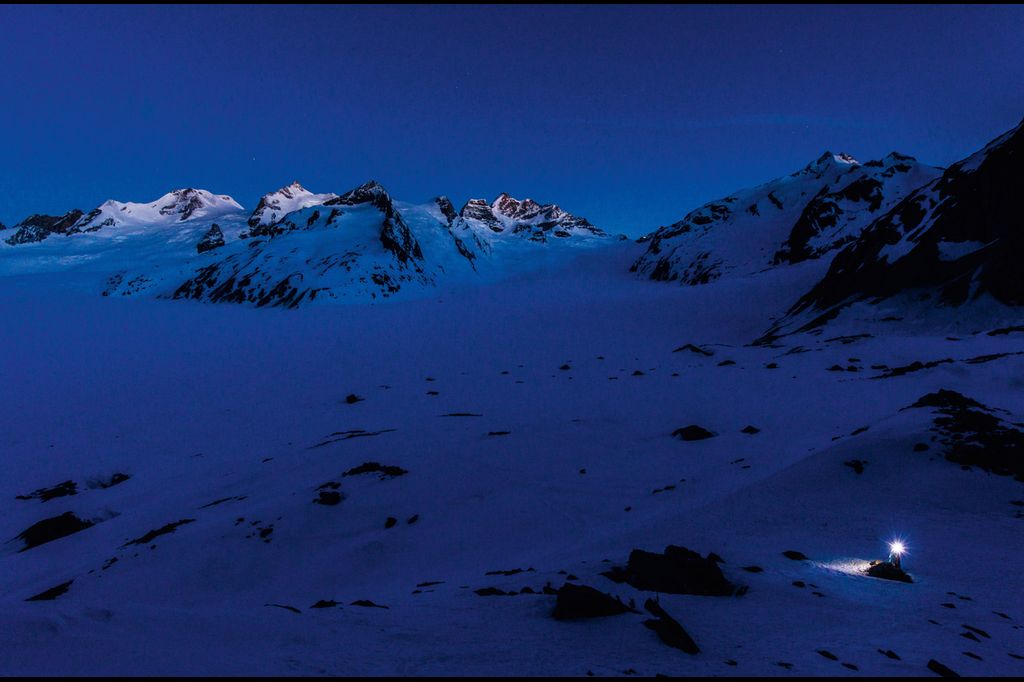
[
  {"xmin": 4, "ymin": 210, "xmax": 84, "ymax": 245},
  {"xmin": 459, "ymin": 199, "xmax": 504, "ymax": 232},
  {"xmin": 773, "ymin": 175, "xmax": 886, "ymax": 265},
  {"xmin": 324, "ymin": 181, "xmax": 423, "ymax": 263},
  {"xmin": 787, "ymin": 119, "xmax": 1024, "ymax": 325},
  {"xmin": 196, "ymin": 224, "xmax": 225, "ymax": 254},
  {"xmin": 435, "ymin": 196, "xmax": 458, "ymax": 225}
]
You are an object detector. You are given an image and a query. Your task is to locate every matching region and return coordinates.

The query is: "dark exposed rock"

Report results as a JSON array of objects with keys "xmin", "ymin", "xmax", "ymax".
[
  {"xmin": 310, "ymin": 600, "xmax": 340, "ymax": 609},
  {"xmin": 552, "ymin": 583, "xmax": 632, "ymax": 620},
  {"xmin": 350, "ymin": 599, "xmax": 388, "ymax": 609},
  {"xmin": 95, "ymin": 473, "xmax": 131, "ymax": 489},
  {"xmin": 874, "ymin": 358, "xmax": 955, "ymax": 379},
  {"xmin": 314, "ymin": 488, "xmax": 343, "ymax": 505},
  {"xmin": 200, "ymin": 495, "xmax": 248, "ymax": 509},
  {"xmin": 121, "ymin": 519, "xmax": 194, "ymax": 547},
  {"xmin": 908, "ymin": 389, "xmax": 1024, "ymax": 480},
  {"xmin": 782, "ymin": 550, "xmax": 808, "ymax": 561},
  {"xmin": 844, "ymin": 459, "xmax": 867, "ymax": 474},
  {"xmin": 311, "ymin": 429, "xmax": 396, "ymax": 448},
  {"xmin": 384, "ymin": 517, "xmax": 397, "ymax": 529},
  {"xmin": 673, "ymin": 425, "xmax": 716, "ymax": 441},
  {"xmin": 16, "ymin": 480, "xmax": 77, "ymax": 502},
  {"xmin": 265, "ymin": 603, "xmax": 302, "ymax": 614},
  {"xmin": 434, "ymin": 196, "xmax": 457, "ymax": 224},
  {"xmin": 16, "ymin": 512, "xmax": 95, "ymax": 551},
  {"xmin": 643, "ymin": 598, "xmax": 699, "ymax": 654},
  {"xmin": 25, "ymin": 580, "xmax": 73, "ymax": 601},
  {"xmin": 4, "ymin": 210, "xmax": 84, "ymax": 245},
  {"xmin": 196, "ymin": 224, "xmax": 225, "ymax": 253},
  {"xmin": 672, "ymin": 343, "xmax": 713, "ymax": 356},
  {"xmin": 603, "ymin": 545, "xmax": 736, "ymax": 596},
  {"xmin": 344, "ymin": 393, "xmax": 363, "ymax": 404},
  {"xmin": 741, "ymin": 425, "xmax": 761, "ymax": 434},
  {"xmin": 866, "ymin": 560, "xmax": 913, "ymax": 583},
  {"xmin": 962, "ymin": 624, "xmax": 990, "ymax": 639},
  {"xmin": 459, "ymin": 193, "xmax": 604, "ymax": 242},
  {"xmin": 485, "ymin": 567, "xmax": 535, "ymax": 576},
  {"xmin": 927, "ymin": 659, "xmax": 960, "ymax": 677},
  {"xmin": 342, "ymin": 462, "xmax": 408, "ymax": 479},
  {"xmin": 987, "ymin": 325, "xmax": 1024, "ymax": 336}
]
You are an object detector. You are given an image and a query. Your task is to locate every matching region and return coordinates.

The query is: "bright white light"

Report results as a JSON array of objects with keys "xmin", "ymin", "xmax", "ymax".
[{"xmin": 889, "ymin": 541, "xmax": 905, "ymax": 556}]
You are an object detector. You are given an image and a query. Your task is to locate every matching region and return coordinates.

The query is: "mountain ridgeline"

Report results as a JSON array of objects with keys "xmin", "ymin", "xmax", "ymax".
[
  {"xmin": 766, "ymin": 118, "xmax": 1024, "ymax": 336},
  {"xmin": 1, "ymin": 117, "xmax": 1021, "ymax": 328}
]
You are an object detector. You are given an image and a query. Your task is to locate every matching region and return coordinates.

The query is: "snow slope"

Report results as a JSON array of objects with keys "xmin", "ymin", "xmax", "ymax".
[{"xmin": 0, "ymin": 250, "xmax": 1021, "ymax": 676}]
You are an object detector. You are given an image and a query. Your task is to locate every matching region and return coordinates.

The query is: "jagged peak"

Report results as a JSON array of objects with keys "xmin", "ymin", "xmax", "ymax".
[
  {"xmin": 434, "ymin": 196, "xmax": 457, "ymax": 223},
  {"xmin": 883, "ymin": 151, "xmax": 916, "ymax": 163},
  {"xmin": 807, "ymin": 150, "xmax": 860, "ymax": 170},
  {"xmin": 330, "ymin": 180, "xmax": 392, "ymax": 207}
]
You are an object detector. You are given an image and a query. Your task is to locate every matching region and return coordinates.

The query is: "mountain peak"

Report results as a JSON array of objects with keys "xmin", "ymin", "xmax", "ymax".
[
  {"xmin": 458, "ymin": 192, "xmax": 603, "ymax": 241},
  {"xmin": 809, "ymin": 150, "xmax": 860, "ymax": 169},
  {"xmin": 329, "ymin": 180, "xmax": 392, "ymax": 208},
  {"xmin": 247, "ymin": 182, "xmax": 338, "ymax": 231}
]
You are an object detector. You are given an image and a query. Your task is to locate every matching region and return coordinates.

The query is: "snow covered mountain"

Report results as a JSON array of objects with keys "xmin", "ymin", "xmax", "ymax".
[
  {"xmin": 767, "ymin": 118, "xmax": 1024, "ymax": 337},
  {"xmin": 69, "ymin": 188, "xmax": 243, "ymax": 233},
  {"xmin": 171, "ymin": 181, "xmax": 482, "ymax": 307},
  {"xmin": 458, "ymin": 193, "xmax": 606, "ymax": 243},
  {"xmin": 244, "ymin": 181, "xmax": 338, "ymax": 238},
  {"xmin": 0, "ymin": 180, "xmax": 616, "ymax": 306},
  {"xmin": 631, "ymin": 152, "xmax": 941, "ymax": 285}
]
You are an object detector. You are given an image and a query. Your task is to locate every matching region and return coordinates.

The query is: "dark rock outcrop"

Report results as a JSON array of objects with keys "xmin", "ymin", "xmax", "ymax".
[
  {"xmin": 196, "ymin": 224, "xmax": 225, "ymax": 253},
  {"xmin": 16, "ymin": 480, "xmax": 77, "ymax": 502},
  {"xmin": 643, "ymin": 598, "xmax": 700, "ymax": 654},
  {"xmin": 4, "ymin": 210, "xmax": 84, "ymax": 245},
  {"xmin": 603, "ymin": 545, "xmax": 736, "ymax": 596},
  {"xmin": 865, "ymin": 560, "xmax": 913, "ymax": 583},
  {"xmin": 672, "ymin": 425, "xmax": 716, "ymax": 441},
  {"xmin": 551, "ymin": 583, "xmax": 633, "ymax": 620},
  {"xmin": 26, "ymin": 579, "xmax": 74, "ymax": 601},
  {"xmin": 16, "ymin": 512, "xmax": 94, "ymax": 551},
  {"xmin": 908, "ymin": 389, "xmax": 1024, "ymax": 481}
]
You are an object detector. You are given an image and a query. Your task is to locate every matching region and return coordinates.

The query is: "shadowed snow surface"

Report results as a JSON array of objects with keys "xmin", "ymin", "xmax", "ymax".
[{"xmin": 1, "ymin": 248, "xmax": 1022, "ymax": 675}]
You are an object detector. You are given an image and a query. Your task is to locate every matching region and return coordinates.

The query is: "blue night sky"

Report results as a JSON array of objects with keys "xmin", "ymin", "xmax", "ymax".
[{"xmin": 1, "ymin": 4, "xmax": 1022, "ymax": 235}]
